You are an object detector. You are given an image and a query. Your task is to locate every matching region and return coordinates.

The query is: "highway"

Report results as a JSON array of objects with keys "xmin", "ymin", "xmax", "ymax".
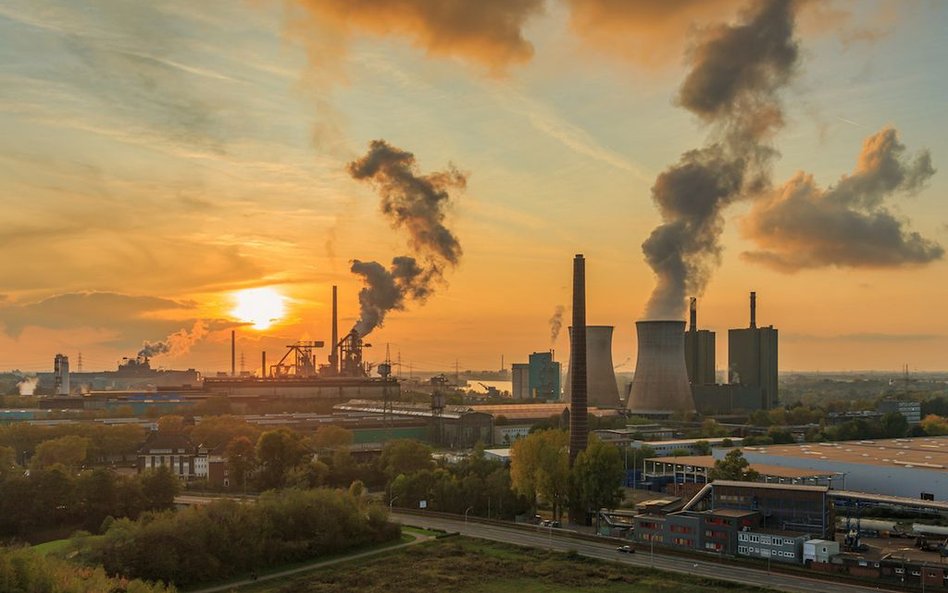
[{"xmin": 391, "ymin": 512, "xmax": 896, "ymax": 593}]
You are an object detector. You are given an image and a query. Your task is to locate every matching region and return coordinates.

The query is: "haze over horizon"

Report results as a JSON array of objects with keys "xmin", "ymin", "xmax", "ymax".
[{"xmin": 2, "ymin": 0, "xmax": 947, "ymax": 374}]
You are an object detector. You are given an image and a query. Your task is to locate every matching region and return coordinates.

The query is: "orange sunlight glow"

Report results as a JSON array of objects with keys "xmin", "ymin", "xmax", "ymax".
[{"xmin": 230, "ymin": 287, "xmax": 287, "ymax": 330}]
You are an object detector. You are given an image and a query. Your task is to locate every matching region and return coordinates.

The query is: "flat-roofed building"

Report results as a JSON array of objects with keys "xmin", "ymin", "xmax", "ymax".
[{"xmin": 721, "ymin": 437, "xmax": 948, "ymax": 500}]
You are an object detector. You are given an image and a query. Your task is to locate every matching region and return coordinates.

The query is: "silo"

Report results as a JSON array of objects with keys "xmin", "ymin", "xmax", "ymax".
[
  {"xmin": 626, "ymin": 320, "xmax": 695, "ymax": 414},
  {"xmin": 564, "ymin": 326, "xmax": 621, "ymax": 408}
]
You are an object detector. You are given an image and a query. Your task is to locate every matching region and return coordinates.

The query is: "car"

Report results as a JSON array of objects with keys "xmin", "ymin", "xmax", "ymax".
[{"xmin": 616, "ymin": 545, "xmax": 635, "ymax": 554}]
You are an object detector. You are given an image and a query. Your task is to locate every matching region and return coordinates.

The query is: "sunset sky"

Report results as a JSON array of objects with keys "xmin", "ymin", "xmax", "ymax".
[{"xmin": 1, "ymin": 0, "xmax": 947, "ymax": 374}]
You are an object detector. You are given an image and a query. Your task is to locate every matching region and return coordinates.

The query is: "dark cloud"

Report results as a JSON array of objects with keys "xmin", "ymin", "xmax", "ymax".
[
  {"xmin": 348, "ymin": 139, "xmax": 465, "ymax": 265},
  {"xmin": 742, "ymin": 127, "xmax": 941, "ymax": 271},
  {"xmin": 642, "ymin": 0, "xmax": 800, "ymax": 319},
  {"xmin": 0, "ymin": 292, "xmax": 191, "ymax": 338},
  {"xmin": 290, "ymin": 0, "xmax": 546, "ymax": 72}
]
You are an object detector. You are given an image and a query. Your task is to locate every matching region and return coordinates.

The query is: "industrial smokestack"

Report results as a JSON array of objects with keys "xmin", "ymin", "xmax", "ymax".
[
  {"xmin": 627, "ymin": 320, "xmax": 695, "ymax": 414},
  {"xmin": 564, "ymin": 326, "xmax": 620, "ymax": 408},
  {"xmin": 331, "ymin": 285, "xmax": 339, "ymax": 374},
  {"xmin": 568, "ymin": 254, "xmax": 587, "ymax": 464},
  {"xmin": 231, "ymin": 330, "xmax": 236, "ymax": 377},
  {"xmin": 689, "ymin": 297, "xmax": 697, "ymax": 332},
  {"xmin": 750, "ymin": 291, "xmax": 757, "ymax": 329},
  {"xmin": 261, "ymin": 351, "xmax": 267, "ymax": 379}
]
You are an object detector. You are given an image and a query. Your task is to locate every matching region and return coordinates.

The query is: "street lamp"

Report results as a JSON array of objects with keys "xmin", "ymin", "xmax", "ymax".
[
  {"xmin": 389, "ymin": 493, "xmax": 399, "ymax": 511},
  {"xmin": 464, "ymin": 506, "xmax": 474, "ymax": 524}
]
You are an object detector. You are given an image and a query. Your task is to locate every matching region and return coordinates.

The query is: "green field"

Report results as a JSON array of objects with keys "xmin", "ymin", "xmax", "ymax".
[{"xmin": 239, "ymin": 536, "xmax": 775, "ymax": 593}]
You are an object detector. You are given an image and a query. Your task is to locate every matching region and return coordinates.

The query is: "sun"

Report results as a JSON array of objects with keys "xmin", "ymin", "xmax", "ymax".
[{"xmin": 230, "ymin": 287, "xmax": 287, "ymax": 330}]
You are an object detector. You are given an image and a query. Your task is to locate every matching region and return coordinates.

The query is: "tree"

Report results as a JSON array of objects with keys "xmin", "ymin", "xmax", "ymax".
[
  {"xmin": 157, "ymin": 415, "xmax": 187, "ymax": 434},
  {"xmin": 510, "ymin": 429, "xmax": 569, "ymax": 520},
  {"xmin": 693, "ymin": 440, "xmax": 711, "ymax": 456},
  {"xmin": 255, "ymin": 429, "xmax": 309, "ymax": 490},
  {"xmin": 920, "ymin": 414, "xmax": 948, "ymax": 436},
  {"xmin": 310, "ymin": 425, "xmax": 353, "ymax": 450},
  {"xmin": 225, "ymin": 435, "xmax": 257, "ymax": 491},
  {"xmin": 141, "ymin": 465, "xmax": 180, "ymax": 510},
  {"xmin": 708, "ymin": 449, "xmax": 760, "ymax": 482},
  {"xmin": 881, "ymin": 412, "xmax": 909, "ymax": 438},
  {"xmin": 31, "ymin": 435, "xmax": 90, "ymax": 470},
  {"xmin": 571, "ymin": 438, "xmax": 624, "ymax": 531},
  {"xmin": 191, "ymin": 415, "xmax": 260, "ymax": 448},
  {"xmin": 379, "ymin": 439, "xmax": 433, "ymax": 480}
]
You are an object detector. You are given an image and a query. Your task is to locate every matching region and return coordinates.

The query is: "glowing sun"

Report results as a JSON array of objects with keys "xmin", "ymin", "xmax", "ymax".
[{"xmin": 230, "ymin": 287, "xmax": 287, "ymax": 330}]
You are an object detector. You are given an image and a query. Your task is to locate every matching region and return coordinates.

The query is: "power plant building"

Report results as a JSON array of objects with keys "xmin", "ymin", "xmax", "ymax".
[
  {"xmin": 53, "ymin": 354, "xmax": 70, "ymax": 396},
  {"xmin": 683, "ymin": 298, "xmax": 715, "ymax": 386},
  {"xmin": 527, "ymin": 351, "xmax": 560, "ymax": 400},
  {"xmin": 626, "ymin": 320, "xmax": 695, "ymax": 416},
  {"xmin": 728, "ymin": 292, "xmax": 778, "ymax": 410},
  {"xmin": 511, "ymin": 363, "xmax": 530, "ymax": 400},
  {"xmin": 564, "ymin": 325, "xmax": 621, "ymax": 408}
]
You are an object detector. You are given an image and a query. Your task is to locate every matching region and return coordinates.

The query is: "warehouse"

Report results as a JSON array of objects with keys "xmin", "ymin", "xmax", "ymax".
[{"xmin": 719, "ymin": 437, "xmax": 947, "ymax": 500}]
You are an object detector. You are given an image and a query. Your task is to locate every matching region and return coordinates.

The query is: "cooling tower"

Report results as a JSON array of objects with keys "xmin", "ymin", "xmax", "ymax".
[
  {"xmin": 627, "ymin": 320, "xmax": 695, "ymax": 414},
  {"xmin": 564, "ymin": 326, "xmax": 621, "ymax": 408}
]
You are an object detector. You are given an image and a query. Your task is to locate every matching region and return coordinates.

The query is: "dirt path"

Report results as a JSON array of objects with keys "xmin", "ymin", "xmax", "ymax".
[{"xmin": 187, "ymin": 533, "xmax": 432, "ymax": 593}]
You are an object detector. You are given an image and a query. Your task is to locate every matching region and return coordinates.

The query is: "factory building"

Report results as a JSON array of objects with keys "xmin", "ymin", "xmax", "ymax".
[
  {"xmin": 728, "ymin": 292, "xmax": 778, "ymax": 410},
  {"xmin": 684, "ymin": 298, "xmax": 715, "ymax": 386},
  {"xmin": 877, "ymin": 399, "xmax": 922, "ymax": 424},
  {"xmin": 528, "ymin": 351, "xmax": 561, "ymax": 400},
  {"xmin": 53, "ymin": 354, "xmax": 70, "ymax": 396},
  {"xmin": 564, "ymin": 325, "xmax": 621, "ymax": 408},
  {"xmin": 511, "ymin": 364, "xmax": 530, "ymax": 400},
  {"xmin": 721, "ymin": 437, "xmax": 948, "ymax": 500}
]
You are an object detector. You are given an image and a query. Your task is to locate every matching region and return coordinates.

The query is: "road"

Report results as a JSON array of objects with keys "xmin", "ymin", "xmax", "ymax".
[{"xmin": 390, "ymin": 512, "xmax": 895, "ymax": 593}]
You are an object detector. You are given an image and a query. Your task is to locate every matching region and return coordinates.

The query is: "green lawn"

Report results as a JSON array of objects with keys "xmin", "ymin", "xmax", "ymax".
[
  {"xmin": 238, "ymin": 536, "xmax": 776, "ymax": 593},
  {"xmin": 30, "ymin": 538, "xmax": 72, "ymax": 556}
]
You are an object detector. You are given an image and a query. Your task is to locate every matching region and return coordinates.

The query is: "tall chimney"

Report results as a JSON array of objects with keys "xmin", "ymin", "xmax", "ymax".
[
  {"xmin": 331, "ymin": 285, "xmax": 339, "ymax": 374},
  {"xmin": 750, "ymin": 291, "xmax": 757, "ymax": 329},
  {"xmin": 231, "ymin": 330, "xmax": 236, "ymax": 377},
  {"xmin": 689, "ymin": 297, "xmax": 697, "ymax": 332},
  {"xmin": 568, "ymin": 254, "xmax": 587, "ymax": 464},
  {"xmin": 261, "ymin": 351, "xmax": 267, "ymax": 379}
]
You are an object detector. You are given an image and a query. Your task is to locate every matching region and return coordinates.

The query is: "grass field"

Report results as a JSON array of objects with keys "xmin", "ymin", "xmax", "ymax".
[{"xmin": 238, "ymin": 536, "xmax": 776, "ymax": 593}]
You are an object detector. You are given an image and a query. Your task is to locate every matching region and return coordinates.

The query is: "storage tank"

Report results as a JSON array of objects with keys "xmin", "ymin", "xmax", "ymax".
[
  {"xmin": 564, "ymin": 325, "xmax": 621, "ymax": 408},
  {"xmin": 626, "ymin": 320, "xmax": 695, "ymax": 414}
]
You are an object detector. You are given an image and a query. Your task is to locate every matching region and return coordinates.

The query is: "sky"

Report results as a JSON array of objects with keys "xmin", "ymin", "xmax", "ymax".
[{"xmin": 1, "ymin": 0, "xmax": 947, "ymax": 375}]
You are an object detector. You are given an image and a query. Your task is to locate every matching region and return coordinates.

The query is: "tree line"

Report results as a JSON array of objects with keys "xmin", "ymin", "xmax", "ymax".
[
  {"xmin": 0, "ymin": 461, "xmax": 179, "ymax": 541},
  {"xmin": 0, "ymin": 545, "xmax": 173, "ymax": 593},
  {"xmin": 80, "ymin": 488, "xmax": 398, "ymax": 587}
]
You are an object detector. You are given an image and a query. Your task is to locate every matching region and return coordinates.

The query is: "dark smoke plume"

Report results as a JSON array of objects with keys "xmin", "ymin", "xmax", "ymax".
[
  {"xmin": 350, "ymin": 257, "xmax": 435, "ymax": 336},
  {"xmin": 348, "ymin": 140, "xmax": 465, "ymax": 265},
  {"xmin": 347, "ymin": 140, "xmax": 466, "ymax": 336},
  {"xmin": 549, "ymin": 305, "xmax": 565, "ymax": 344},
  {"xmin": 138, "ymin": 341, "xmax": 170, "ymax": 359},
  {"xmin": 642, "ymin": 0, "xmax": 800, "ymax": 320},
  {"xmin": 742, "ymin": 127, "xmax": 941, "ymax": 270}
]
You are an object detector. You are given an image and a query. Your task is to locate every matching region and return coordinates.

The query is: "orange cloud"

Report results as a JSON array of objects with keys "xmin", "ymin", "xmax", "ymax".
[
  {"xmin": 565, "ymin": 0, "xmax": 741, "ymax": 68},
  {"xmin": 289, "ymin": 0, "xmax": 546, "ymax": 73}
]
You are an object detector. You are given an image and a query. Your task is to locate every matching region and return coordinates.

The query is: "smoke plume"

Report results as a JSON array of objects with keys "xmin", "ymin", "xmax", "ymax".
[
  {"xmin": 17, "ymin": 376, "xmax": 38, "ymax": 396},
  {"xmin": 347, "ymin": 140, "xmax": 466, "ymax": 336},
  {"xmin": 549, "ymin": 305, "xmax": 565, "ymax": 344},
  {"xmin": 348, "ymin": 139, "xmax": 465, "ymax": 265},
  {"xmin": 137, "ymin": 320, "xmax": 211, "ymax": 359},
  {"xmin": 642, "ymin": 0, "xmax": 800, "ymax": 319},
  {"xmin": 742, "ymin": 127, "xmax": 941, "ymax": 271}
]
